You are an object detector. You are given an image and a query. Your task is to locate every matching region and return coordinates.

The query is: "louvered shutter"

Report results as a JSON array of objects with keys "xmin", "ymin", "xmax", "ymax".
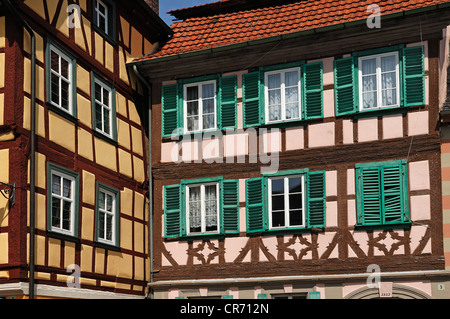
[
  {"xmin": 307, "ymin": 171, "xmax": 326, "ymax": 227},
  {"xmin": 382, "ymin": 165, "xmax": 404, "ymax": 223},
  {"xmin": 402, "ymin": 46, "xmax": 425, "ymax": 106},
  {"xmin": 334, "ymin": 57, "xmax": 358, "ymax": 115},
  {"xmin": 164, "ymin": 184, "xmax": 182, "ymax": 238},
  {"xmin": 303, "ymin": 62, "xmax": 324, "ymax": 119},
  {"xmin": 357, "ymin": 167, "xmax": 382, "ymax": 225},
  {"xmin": 243, "ymin": 72, "xmax": 263, "ymax": 127},
  {"xmin": 219, "ymin": 75, "xmax": 238, "ymax": 129},
  {"xmin": 246, "ymin": 177, "xmax": 266, "ymax": 233},
  {"xmin": 221, "ymin": 179, "xmax": 239, "ymax": 234},
  {"xmin": 161, "ymin": 84, "xmax": 180, "ymax": 137}
]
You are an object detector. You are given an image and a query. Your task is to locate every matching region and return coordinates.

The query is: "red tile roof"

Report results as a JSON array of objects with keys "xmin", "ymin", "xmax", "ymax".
[{"xmin": 133, "ymin": 0, "xmax": 450, "ymax": 63}]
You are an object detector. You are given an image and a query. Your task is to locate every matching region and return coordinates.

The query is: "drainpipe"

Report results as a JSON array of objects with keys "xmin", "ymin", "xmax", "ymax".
[
  {"xmin": 1, "ymin": 0, "xmax": 37, "ymax": 299},
  {"xmin": 132, "ymin": 65, "xmax": 154, "ymax": 299}
]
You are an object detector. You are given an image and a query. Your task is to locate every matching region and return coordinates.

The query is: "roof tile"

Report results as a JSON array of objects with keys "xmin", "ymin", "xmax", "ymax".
[{"xmin": 134, "ymin": 0, "xmax": 450, "ymax": 62}]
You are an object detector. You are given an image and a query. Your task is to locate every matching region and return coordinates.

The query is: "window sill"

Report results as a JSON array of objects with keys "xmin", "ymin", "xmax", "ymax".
[
  {"xmin": 93, "ymin": 130, "xmax": 118, "ymax": 146},
  {"xmin": 353, "ymin": 106, "xmax": 408, "ymax": 119},
  {"xmin": 249, "ymin": 227, "xmax": 324, "ymax": 237},
  {"xmin": 92, "ymin": 25, "xmax": 117, "ymax": 47},
  {"xmin": 354, "ymin": 222, "xmax": 411, "ymax": 231},
  {"xmin": 47, "ymin": 230, "xmax": 80, "ymax": 244},
  {"xmin": 94, "ymin": 241, "xmax": 121, "ymax": 252},
  {"xmin": 46, "ymin": 102, "xmax": 79, "ymax": 125}
]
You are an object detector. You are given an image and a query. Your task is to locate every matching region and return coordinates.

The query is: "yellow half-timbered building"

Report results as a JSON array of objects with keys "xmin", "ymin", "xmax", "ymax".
[{"xmin": 0, "ymin": 0, "xmax": 170, "ymax": 298}]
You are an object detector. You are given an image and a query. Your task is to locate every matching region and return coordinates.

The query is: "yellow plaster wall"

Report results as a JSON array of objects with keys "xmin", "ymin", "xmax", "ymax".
[
  {"xmin": 48, "ymin": 112, "xmax": 76, "ymax": 152},
  {"xmin": 0, "ymin": 52, "xmax": 4, "ymax": 89},
  {"xmin": 0, "ymin": 93, "xmax": 4, "ymax": 126},
  {"xmin": 0, "ymin": 16, "xmax": 5, "ymax": 47},
  {"xmin": 78, "ymin": 128, "xmax": 94, "ymax": 161},
  {"xmin": 0, "ymin": 195, "xmax": 9, "ymax": 228},
  {"xmin": 23, "ymin": 97, "xmax": 45, "ymax": 138},
  {"xmin": 81, "ymin": 207, "xmax": 94, "ymax": 241},
  {"xmin": 0, "ymin": 149, "xmax": 8, "ymax": 184},
  {"xmin": 0, "ymin": 233, "xmax": 8, "ymax": 264},
  {"xmin": 94, "ymin": 137, "xmax": 117, "ymax": 172}
]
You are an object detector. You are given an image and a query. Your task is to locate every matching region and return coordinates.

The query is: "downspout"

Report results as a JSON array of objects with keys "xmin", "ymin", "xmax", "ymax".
[
  {"xmin": 1, "ymin": 0, "xmax": 36, "ymax": 299},
  {"xmin": 132, "ymin": 65, "xmax": 154, "ymax": 299}
]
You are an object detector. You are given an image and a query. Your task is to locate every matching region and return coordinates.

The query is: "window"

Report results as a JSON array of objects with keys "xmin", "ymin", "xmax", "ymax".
[
  {"xmin": 268, "ymin": 175, "xmax": 305, "ymax": 229},
  {"xmin": 163, "ymin": 178, "xmax": 239, "ymax": 239},
  {"xmin": 264, "ymin": 68, "xmax": 301, "ymax": 123},
  {"xmin": 334, "ymin": 46, "xmax": 425, "ymax": 116},
  {"xmin": 91, "ymin": 73, "xmax": 117, "ymax": 141},
  {"xmin": 186, "ymin": 183, "xmax": 219, "ymax": 235},
  {"xmin": 162, "ymin": 75, "xmax": 238, "ymax": 137},
  {"xmin": 184, "ymin": 80, "xmax": 217, "ymax": 133},
  {"xmin": 246, "ymin": 170, "xmax": 326, "ymax": 234},
  {"xmin": 95, "ymin": 183, "xmax": 119, "ymax": 246},
  {"xmin": 93, "ymin": 0, "xmax": 115, "ymax": 41},
  {"xmin": 358, "ymin": 52, "xmax": 400, "ymax": 111},
  {"xmin": 47, "ymin": 163, "xmax": 79, "ymax": 237},
  {"xmin": 355, "ymin": 160, "xmax": 410, "ymax": 227},
  {"xmin": 243, "ymin": 62, "xmax": 323, "ymax": 127},
  {"xmin": 46, "ymin": 41, "xmax": 77, "ymax": 118}
]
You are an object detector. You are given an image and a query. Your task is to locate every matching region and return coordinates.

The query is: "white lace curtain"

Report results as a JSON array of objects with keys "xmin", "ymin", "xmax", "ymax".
[{"xmin": 189, "ymin": 185, "xmax": 217, "ymax": 230}]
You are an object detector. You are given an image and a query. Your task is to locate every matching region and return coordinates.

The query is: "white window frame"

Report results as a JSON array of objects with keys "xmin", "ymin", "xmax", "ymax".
[
  {"xmin": 50, "ymin": 170, "xmax": 76, "ymax": 236},
  {"xmin": 264, "ymin": 67, "xmax": 302, "ymax": 124},
  {"xmin": 97, "ymin": 187, "xmax": 116, "ymax": 245},
  {"xmin": 268, "ymin": 175, "xmax": 305, "ymax": 230},
  {"xmin": 94, "ymin": 78, "xmax": 113, "ymax": 139},
  {"xmin": 185, "ymin": 182, "xmax": 220, "ymax": 236},
  {"xmin": 49, "ymin": 44, "xmax": 73, "ymax": 114},
  {"xmin": 183, "ymin": 80, "xmax": 217, "ymax": 134},
  {"xmin": 358, "ymin": 51, "xmax": 400, "ymax": 111},
  {"xmin": 94, "ymin": 0, "xmax": 109, "ymax": 35}
]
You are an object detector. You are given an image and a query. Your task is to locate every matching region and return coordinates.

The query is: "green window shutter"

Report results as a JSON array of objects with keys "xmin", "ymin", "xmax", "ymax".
[
  {"xmin": 334, "ymin": 57, "xmax": 358, "ymax": 116},
  {"xmin": 161, "ymin": 84, "xmax": 180, "ymax": 137},
  {"xmin": 164, "ymin": 184, "xmax": 182, "ymax": 238},
  {"xmin": 402, "ymin": 46, "xmax": 425, "ymax": 107},
  {"xmin": 357, "ymin": 167, "xmax": 382, "ymax": 225},
  {"xmin": 243, "ymin": 71, "xmax": 262, "ymax": 127},
  {"xmin": 308, "ymin": 291, "xmax": 321, "ymax": 299},
  {"xmin": 222, "ymin": 295, "xmax": 234, "ymax": 299},
  {"xmin": 246, "ymin": 177, "xmax": 266, "ymax": 233},
  {"xmin": 303, "ymin": 62, "xmax": 323, "ymax": 119},
  {"xmin": 221, "ymin": 179, "xmax": 240, "ymax": 234},
  {"xmin": 257, "ymin": 294, "xmax": 268, "ymax": 299},
  {"xmin": 382, "ymin": 165, "xmax": 404, "ymax": 223},
  {"xmin": 307, "ymin": 171, "xmax": 326, "ymax": 228},
  {"xmin": 219, "ymin": 75, "xmax": 238, "ymax": 129}
]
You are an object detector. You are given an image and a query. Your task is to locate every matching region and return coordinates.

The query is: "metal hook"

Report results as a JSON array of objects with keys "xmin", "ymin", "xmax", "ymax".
[{"xmin": 0, "ymin": 182, "xmax": 15, "ymax": 207}]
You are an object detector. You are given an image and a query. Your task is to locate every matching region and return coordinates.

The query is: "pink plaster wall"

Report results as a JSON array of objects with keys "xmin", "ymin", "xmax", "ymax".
[
  {"xmin": 382, "ymin": 114, "xmax": 403, "ymax": 140},
  {"xmin": 358, "ymin": 117, "xmax": 378, "ymax": 142},
  {"xmin": 343, "ymin": 119, "xmax": 354, "ymax": 144},
  {"xmin": 326, "ymin": 170, "xmax": 337, "ymax": 197},
  {"xmin": 285, "ymin": 126, "xmax": 304, "ymax": 151},
  {"xmin": 408, "ymin": 111, "xmax": 429, "ymax": 136},
  {"xmin": 409, "ymin": 160, "xmax": 430, "ymax": 191},
  {"xmin": 261, "ymin": 129, "xmax": 281, "ymax": 154},
  {"xmin": 224, "ymin": 132, "xmax": 248, "ymax": 158},
  {"xmin": 323, "ymin": 89, "xmax": 335, "ymax": 118},
  {"xmin": 410, "ymin": 195, "xmax": 431, "ymax": 220},
  {"xmin": 308, "ymin": 122, "xmax": 335, "ymax": 148},
  {"xmin": 326, "ymin": 201, "xmax": 338, "ymax": 227}
]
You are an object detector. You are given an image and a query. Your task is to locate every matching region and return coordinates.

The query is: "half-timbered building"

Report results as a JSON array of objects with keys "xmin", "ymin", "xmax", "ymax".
[
  {"xmin": 0, "ymin": 0, "xmax": 170, "ymax": 298},
  {"xmin": 131, "ymin": 0, "xmax": 450, "ymax": 299}
]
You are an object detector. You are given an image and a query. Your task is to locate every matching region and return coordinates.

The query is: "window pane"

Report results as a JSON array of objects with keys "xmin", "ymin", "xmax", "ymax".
[
  {"xmin": 187, "ymin": 86, "xmax": 198, "ymax": 101},
  {"xmin": 51, "ymin": 197, "xmax": 61, "ymax": 228},
  {"xmin": 98, "ymin": 16, "xmax": 106, "ymax": 33},
  {"xmin": 288, "ymin": 177, "xmax": 302, "ymax": 193},
  {"xmin": 205, "ymin": 185, "xmax": 217, "ymax": 232},
  {"xmin": 285, "ymin": 103, "xmax": 299, "ymax": 120},
  {"xmin": 62, "ymin": 200, "xmax": 71, "ymax": 230},
  {"xmin": 98, "ymin": 212, "xmax": 105, "ymax": 239},
  {"xmin": 268, "ymin": 105, "xmax": 281, "ymax": 122},
  {"xmin": 60, "ymin": 57, "xmax": 69, "ymax": 79},
  {"xmin": 202, "ymin": 83, "xmax": 215, "ymax": 99},
  {"xmin": 51, "ymin": 74, "xmax": 60, "ymax": 105},
  {"xmin": 289, "ymin": 210, "xmax": 303, "ymax": 226},
  {"xmin": 98, "ymin": 192, "xmax": 105, "ymax": 210},
  {"xmin": 103, "ymin": 88, "xmax": 110, "ymax": 106},
  {"xmin": 106, "ymin": 194, "xmax": 113, "ymax": 212},
  {"xmin": 187, "ymin": 117, "xmax": 199, "ymax": 132},
  {"xmin": 202, "ymin": 98, "xmax": 215, "ymax": 115},
  {"xmin": 268, "ymin": 73, "xmax": 281, "ymax": 90},
  {"xmin": 272, "ymin": 211, "xmax": 285, "ymax": 228},
  {"xmin": 63, "ymin": 178, "xmax": 72, "ymax": 198},
  {"xmin": 289, "ymin": 193, "xmax": 302, "ymax": 210},
  {"xmin": 95, "ymin": 103, "xmax": 103, "ymax": 130},
  {"xmin": 361, "ymin": 58, "xmax": 376, "ymax": 75},
  {"xmin": 382, "ymin": 88, "xmax": 397, "ymax": 107},
  {"xmin": 272, "ymin": 194, "xmax": 285, "ymax": 212},
  {"xmin": 103, "ymin": 108, "xmax": 111, "ymax": 135},
  {"xmin": 61, "ymin": 80, "xmax": 70, "ymax": 111},
  {"xmin": 52, "ymin": 175, "xmax": 61, "ymax": 195},
  {"xmin": 106, "ymin": 214, "xmax": 113, "ymax": 241},
  {"xmin": 362, "ymin": 92, "xmax": 377, "ymax": 109},
  {"xmin": 285, "ymin": 71, "xmax": 298, "ymax": 87},
  {"xmin": 285, "ymin": 87, "xmax": 298, "ymax": 104},
  {"xmin": 51, "ymin": 51, "xmax": 59, "ymax": 72},
  {"xmin": 381, "ymin": 55, "xmax": 396, "ymax": 72},
  {"xmin": 189, "ymin": 186, "xmax": 201, "ymax": 233},
  {"xmin": 203, "ymin": 114, "xmax": 215, "ymax": 130},
  {"xmin": 268, "ymin": 89, "xmax": 281, "ymax": 106},
  {"xmin": 95, "ymin": 83, "xmax": 102, "ymax": 102},
  {"xmin": 187, "ymin": 101, "xmax": 199, "ymax": 116},
  {"xmin": 271, "ymin": 179, "xmax": 284, "ymax": 195}
]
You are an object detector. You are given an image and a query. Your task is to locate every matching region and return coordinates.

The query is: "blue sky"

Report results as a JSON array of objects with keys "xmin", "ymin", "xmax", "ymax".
[{"xmin": 159, "ymin": 0, "xmax": 215, "ymax": 26}]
